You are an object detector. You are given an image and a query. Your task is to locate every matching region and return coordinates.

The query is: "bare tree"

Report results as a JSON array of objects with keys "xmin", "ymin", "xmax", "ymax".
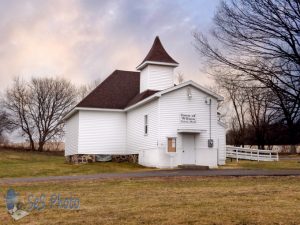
[
  {"xmin": 4, "ymin": 77, "xmax": 77, "ymax": 151},
  {"xmin": 194, "ymin": 0, "xmax": 300, "ymax": 151},
  {"xmin": 4, "ymin": 77, "xmax": 35, "ymax": 150},
  {"xmin": 214, "ymin": 70, "xmax": 279, "ymax": 148},
  {"xmin": 0, "ymin": 109, "xmax": 12, "ymax": 143},
  {"xmin": 217, "ymin": 75, "xmax": 249, "ymax": 146},
  {"xmin": 227, "ymin": 116, "xmax": 243, "ymax": 146},
  {"xmin": 206, "ymin": 84, "xmax": 228, "ymax": 122},
  {"xmin": 244, "ymin": 87, "xmax": 277, "ymax": 149},
  {"xmin": 77, "ymin": 79, "xmax": 101, "ymax": 102},
  {"xmin": 0, "ymin": 111, "xmax": 11, "ymax": 134},
  {"xmin": 176, "ymin": 71, "xmax": 184, "ymax": 84}
]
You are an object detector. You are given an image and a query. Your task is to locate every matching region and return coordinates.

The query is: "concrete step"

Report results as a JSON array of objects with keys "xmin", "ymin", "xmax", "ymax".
[{"xmin": 178, "ymin": 164, "xmax": 209, "ymax": 170}]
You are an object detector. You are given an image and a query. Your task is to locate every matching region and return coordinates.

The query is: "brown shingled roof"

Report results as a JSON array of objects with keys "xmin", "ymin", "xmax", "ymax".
[
  {"xmin": 76, "ymin": 70, "xmax": 140, "ymax": 109},
  {"xmin": 126, "ymin": 90, "xmax": 159, "ymax": 108},
  {"xmin": 137, "ymin": 36, "xmax": 178, "ymax": 69}
]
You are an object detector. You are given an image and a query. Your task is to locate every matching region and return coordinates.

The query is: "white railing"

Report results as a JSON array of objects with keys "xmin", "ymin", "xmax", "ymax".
[{"xmin": 226, "ymin": 146, "xmax": 279, "ymax": 162}]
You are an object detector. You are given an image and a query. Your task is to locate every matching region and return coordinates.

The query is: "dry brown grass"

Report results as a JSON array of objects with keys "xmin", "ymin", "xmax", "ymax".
[
  {"xmin": 1, "ymin": 176, "xmax": 300, "ymax": 225},
  {"xmin": 221, "ymin": 158, "xmax": 300, "ymax": 170},
  {"xmin": 0, "ymin": 149, "xmax": 148, "ymax": 178}
]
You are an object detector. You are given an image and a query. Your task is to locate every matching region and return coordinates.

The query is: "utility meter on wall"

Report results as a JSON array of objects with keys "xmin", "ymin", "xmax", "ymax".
[{"xmin": 208, "ymin": 139, "xmax": 214, "ymax": 148}]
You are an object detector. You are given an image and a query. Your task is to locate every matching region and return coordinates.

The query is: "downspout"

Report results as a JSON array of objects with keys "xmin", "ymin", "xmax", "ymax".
[
  {"xmin": 209, "ymin": 98, "xmax": 211, "ymax": 140},
  {"xmin": 206, "ymin": 97, "xmax": 213, "ymax": 149}
]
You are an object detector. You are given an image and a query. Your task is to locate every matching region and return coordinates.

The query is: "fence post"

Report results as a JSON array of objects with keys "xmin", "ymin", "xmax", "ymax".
[
  {"xmin": 257, "ymin": 150, "xmax": 260, "ymax": 162},
  {"xmin": 276, "ymin": 152, "xmax": 279, "ymax": 161},
  {"xmin": 236, "ymin": 149, "xmax": 239, "ymax": 163}
]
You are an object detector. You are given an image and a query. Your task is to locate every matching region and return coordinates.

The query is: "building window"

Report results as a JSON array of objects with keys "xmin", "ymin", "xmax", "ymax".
[
  {"xmin": 144, "ymin": 115, "xmax": 148, "ymax": 135},
  {"xmin": 167, "ymin": 138, "xmax": 176, "ymax": 152}
]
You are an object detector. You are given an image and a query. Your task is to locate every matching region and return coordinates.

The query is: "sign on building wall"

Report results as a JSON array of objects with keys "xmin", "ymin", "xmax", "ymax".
[{"xmin": 180, "ymin": 114, "xmax": 197, "ymax": 123}]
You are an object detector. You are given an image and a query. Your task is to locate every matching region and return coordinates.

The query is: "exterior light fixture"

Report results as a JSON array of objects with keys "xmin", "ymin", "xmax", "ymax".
[{"xmin": 187, "ymin": 87, "xmax": 192, "ymax": 99}]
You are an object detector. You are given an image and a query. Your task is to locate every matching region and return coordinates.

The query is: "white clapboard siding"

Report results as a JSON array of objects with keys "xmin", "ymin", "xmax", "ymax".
[
  {"xmin": 140, "ymin": 64, "xmax": 174, "ymax": 92},
  {"xmin": 217, "ymin": 122, "xmax": 226, "ymax": 165},
  {"xmin": 158, "ymin": 86, "xmax": 219, "ymax": 167},
  {"xmin": 65, "ymin": 112, "xmax": 79, "ymax": 156},
  {"xmin": 78, "ymin": 111, "xmax": 127, "ymax": 154},
  {"xmin": 140, "ymin": 66, "xmax": 148, "ymax": 93},
  {"xmin": 126, "ymin": 100, "xmax": 159, "ymax": 166}
]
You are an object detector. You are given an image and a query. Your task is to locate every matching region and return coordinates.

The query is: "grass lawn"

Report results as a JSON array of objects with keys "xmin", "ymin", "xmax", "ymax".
[
  {"xmin": 221, "ymin": 158, "xmax": 300, "ymax": 170},
  {"xmin": 2, "ymin": 149, "xmax": 300, "ymax": 179},
  {"xmin": 0, "ymin": 149, "xmax": 149, "ymax": 178},
  {"xmin": 1, "ymin": 176, "xmax": 300, "ymax": 225}
]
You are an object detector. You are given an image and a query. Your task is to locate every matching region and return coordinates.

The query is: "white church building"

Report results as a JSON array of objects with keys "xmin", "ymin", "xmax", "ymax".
[{"xmin": 65, "ymin": 37, "xmax": 226, "ymax": 168}]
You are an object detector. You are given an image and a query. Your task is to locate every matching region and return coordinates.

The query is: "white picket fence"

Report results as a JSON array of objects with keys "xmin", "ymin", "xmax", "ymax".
[{"xmin": 226, "ymin": 146, "xmax": 279, "ymax": 162}]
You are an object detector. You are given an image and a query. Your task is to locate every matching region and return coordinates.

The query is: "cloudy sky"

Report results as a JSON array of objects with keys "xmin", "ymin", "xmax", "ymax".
[{"xmin": 0, "ymin": 0, "xmax": 220, "ymax": 91}]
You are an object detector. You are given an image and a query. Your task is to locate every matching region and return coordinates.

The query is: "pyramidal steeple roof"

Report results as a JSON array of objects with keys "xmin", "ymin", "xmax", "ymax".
[{"xmin": 136, "ymin": 36, "xmax": 178, "ymax": 70}]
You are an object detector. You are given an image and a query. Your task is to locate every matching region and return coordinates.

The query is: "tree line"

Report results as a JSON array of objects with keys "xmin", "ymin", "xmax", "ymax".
[
  {"xmin": 0, "ymin": 77, "xmax": 100, "ymax": 151},
  {"xmin": 194, "ymin": 0, "xmax": 300, "ymax": 151}
]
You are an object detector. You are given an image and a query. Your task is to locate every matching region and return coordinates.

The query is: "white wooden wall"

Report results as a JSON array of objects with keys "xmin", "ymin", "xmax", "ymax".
[
  {"xmin": 140, "ymin": 66, "xmax": 148, "ymax": 93},
  {"xmin": 65, "ymin": 112, "xmax": 79, "ymax": 156},
  {"xmin": 140, "ymin": 64, "xmax": 174, "ymax": 92},
  {"xmin": 157, "ymin": 86, "xmax": 219, "ymax": 168},
  {"xmin": 78, "ymin": 111, "xmax": 127, "ymax": 154},
  {"xmin": 126, "ymin": 100, "xmax": 159, "ymax": 167},
  {"xmin": 65, "ymin": 85, "xmax": 224, "ymax": 169},
  {"xmin": 217, "ymin": 122, "xmax": 226, "ymax": 165}
]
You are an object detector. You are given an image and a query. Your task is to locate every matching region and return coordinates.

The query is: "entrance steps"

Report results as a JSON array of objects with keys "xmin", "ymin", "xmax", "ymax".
[{"xmin": 178, "ymin": 164, "xmax": 209, "ymax": 170}]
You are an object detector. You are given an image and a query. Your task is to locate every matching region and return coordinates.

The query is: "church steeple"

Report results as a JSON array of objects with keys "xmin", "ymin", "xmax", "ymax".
[
  {"xmin": 136, "ymin": 36, "xmax": 178, "ymax": 70},
  {"xmin": 137, "ymin": 36, "xmax": 179, "ymax": 93}
]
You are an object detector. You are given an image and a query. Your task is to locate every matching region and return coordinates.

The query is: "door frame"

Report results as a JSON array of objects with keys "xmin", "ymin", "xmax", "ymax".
[{"xmin": 181, "ymin": 134, "xmax": 196, "ymax": 165}]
